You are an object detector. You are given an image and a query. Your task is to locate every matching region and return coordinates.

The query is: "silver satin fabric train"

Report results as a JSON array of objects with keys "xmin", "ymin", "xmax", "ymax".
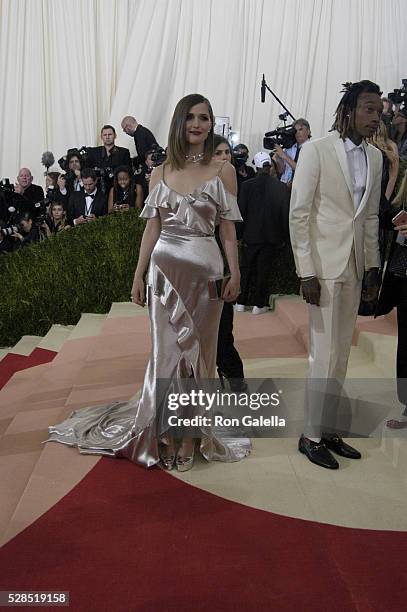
[{"xmin": 47, "ymin": 175, "xmax": 251, "ymax": 466}]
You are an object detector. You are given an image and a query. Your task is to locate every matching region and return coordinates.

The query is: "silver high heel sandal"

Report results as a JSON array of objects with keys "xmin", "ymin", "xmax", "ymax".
[
  {"xmin": 176, "ymin": 442, "xmax": 195, "ymax": 472},
  {"xmin": 159, "ymin": 439, "xmax": 176, "ymax": 471}
]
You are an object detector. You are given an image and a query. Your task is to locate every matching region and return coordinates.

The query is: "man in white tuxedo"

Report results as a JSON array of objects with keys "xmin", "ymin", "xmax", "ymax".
[{"xmin": 289, "ymin": 81, "xmax": 383, "ymax": 469}]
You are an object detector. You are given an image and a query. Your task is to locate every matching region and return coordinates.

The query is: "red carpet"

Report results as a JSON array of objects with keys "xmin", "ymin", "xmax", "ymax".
[
  {"xmin": 0, "ymin": 458, "xmax": 406, "ymax": 612},
  {"xmin": 0, "ymin": 348, "xmax": 56, "ymax": 390}
]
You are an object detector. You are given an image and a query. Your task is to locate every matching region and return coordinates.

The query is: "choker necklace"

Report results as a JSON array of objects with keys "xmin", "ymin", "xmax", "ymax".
[{"xmin": 185, "ymin": 152, "xmax": 204, "ymax": 163}]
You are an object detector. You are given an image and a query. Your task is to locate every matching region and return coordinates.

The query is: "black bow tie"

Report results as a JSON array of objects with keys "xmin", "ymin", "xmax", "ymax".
[{"xmin": 85, "ymin": 192, "xmax": 95, "ymax": 199}]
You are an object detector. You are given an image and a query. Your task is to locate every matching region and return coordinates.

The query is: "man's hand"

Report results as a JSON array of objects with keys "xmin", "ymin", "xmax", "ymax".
[
  {"xmin": 86, "ymin": 213, "xmax": 96, "ymax": 222},
  {"xmin": 14, "ymin": 182, "xmax": 23, "ymax": 194},
  {"xmin": 74, "ymin": 215, "xmax": 87, "ymax": 225},
  {"xmin": 301, "ymin": 277, "xmax": 321, "ymax": 306},
  {"xmin": 11, "ymin": 232, "xmax": 23, "ymax": 241},
  {"xmin": 362, "ymin": 268, "xmax": 380, "ymax": 302},
  {"xmin": 273, "ymin": 145, "xmax": 288, "ymax": 161},
  {"xmin": 57, "ymin": 174, "xmax": 66, "ymax": 190}
]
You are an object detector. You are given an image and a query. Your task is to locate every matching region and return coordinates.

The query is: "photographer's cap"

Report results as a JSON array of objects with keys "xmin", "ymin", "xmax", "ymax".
[{"xmin": 254, "ymin": 151, "xmax": 271, "ymax": 168}]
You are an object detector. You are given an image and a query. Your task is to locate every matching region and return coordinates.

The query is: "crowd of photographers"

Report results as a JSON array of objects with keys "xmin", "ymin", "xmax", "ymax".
[{"xmin": 1, "ymin": 85, "xmax": 406, "ymax": 261}]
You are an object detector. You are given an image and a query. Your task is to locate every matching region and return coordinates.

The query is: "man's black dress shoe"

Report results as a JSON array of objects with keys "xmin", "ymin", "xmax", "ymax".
[
  {"xmin": 321, "ymin": 435, "xmax": 361, "ymax": 459},
  {"xmin": 298, "ymin": 435, "xmax": 339, "ymax": 469}
]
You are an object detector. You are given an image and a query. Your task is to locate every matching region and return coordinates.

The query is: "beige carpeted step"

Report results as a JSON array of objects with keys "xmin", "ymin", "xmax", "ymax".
[
  {"xmin": 68, "ymin": 313, "xmax": 107, "ymax": 340},
  {"xmin": 107, "ymin": 302, "xmax": 146, "ymax": 318},
  {"xmin": 37, "ymin": 324, "xmax": 75, "ymax": 353},
  {"xmin": 9, "ymin": 336, "xmax": 43, "ymax": 356}
]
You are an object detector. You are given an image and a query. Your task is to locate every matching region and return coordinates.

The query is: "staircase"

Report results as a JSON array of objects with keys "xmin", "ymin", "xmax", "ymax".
[{"xmin": 0, "ymin": 297, "xmax": 402, "ymax": 545}]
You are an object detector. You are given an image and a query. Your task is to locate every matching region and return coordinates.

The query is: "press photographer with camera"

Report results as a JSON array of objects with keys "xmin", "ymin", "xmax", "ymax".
[
  {"xmin": 58, "ymin": 151, "xmax": 84, "ymax": 198},
  {"xmin": 108, "ymin": 166, "xmax": 143, "ymax": 213},
  {"xmin": 134, "ymin": 145, "xmax": 167, "ymax": 200},
  {"xmin": 121, "ymin": 116, "xmax": 158, "ymax": 163},
  {"xmin": 14, "ymin": 168, "xmax": 44, "ymax": 205},
  {"xmin": 273, "ymin": 118, "xmax": 311, "ymax": 187},
  {"xmin": 0, "ymin": 221, "xmax": 14, "ymax": 254},
  {"xmin": 10, "ymin": 210, "xmax": 44, "ymax": 247},
  {"xmin": 86, "ymin": 125, "xmax": 131, "ymax": 183},
  {"xmin": 233, "ymin": 143, "xmax": 255, "ymax": 192},
  {"xmin": 45, "ymin": 172, "xmax": 69, "ymax": 208},
  {"xmin": 68, "ymin": 168, "xmax": 107, "ymax": 226},
  {"xmin": 392, "ymin": 107, "xmax": 407, "ymax": 160}
]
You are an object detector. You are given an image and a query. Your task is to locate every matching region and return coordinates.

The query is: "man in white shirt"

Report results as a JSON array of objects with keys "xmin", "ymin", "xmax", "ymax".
[
  {"xmin": 68, "ymin": 169, "xmax": 107, "ymax": 226},
  {"xmin": 289, "ymin": 81, "xmax": 383, "ymax": 469}
]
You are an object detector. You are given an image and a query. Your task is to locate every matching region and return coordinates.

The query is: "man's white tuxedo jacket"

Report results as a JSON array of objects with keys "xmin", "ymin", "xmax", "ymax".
[{"xmin": 289, "ymin": 131, "xmax": 382, "ymax": 281}]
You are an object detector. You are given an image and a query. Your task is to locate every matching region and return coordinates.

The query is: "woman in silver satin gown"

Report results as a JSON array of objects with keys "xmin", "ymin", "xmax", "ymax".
[{"xmin": 47, "ymin": 94, "xmax": 251, "ymax": 470}]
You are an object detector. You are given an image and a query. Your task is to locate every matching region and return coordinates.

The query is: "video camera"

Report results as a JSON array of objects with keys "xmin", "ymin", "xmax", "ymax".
[
  {"xmin": 0, "ymin": 178, "xmax": 26, "ymax": 226},
  {"xmin": 263, "ymin": 125, "xmax": 297, "ymax": 151},
  {"xmin": 150, "ymin": 146, "xmax": 167, "ymax": 167},
  {"xmin": 233, "ymin": 146, "xmax": 249, "ymax": 168},
  {"xmin": 388, "ymin": 79, "xmax": 407, "ymax": 106}
]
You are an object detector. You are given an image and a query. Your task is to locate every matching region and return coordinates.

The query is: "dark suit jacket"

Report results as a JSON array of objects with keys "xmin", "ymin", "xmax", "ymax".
[
  {"xmin": 237, "ymin": 174, "xmax": 290, "ymax": 244},
  {"xmin": 133, "ymin": 125, "xmax": 158, "ymax": 162},
  {"xmin": 22, "ymin": 184, "xmax": 44, "ymax": 205},
  {"xmin": 86, "ymin": 146, "xmax": 131, "ymax": 170},
  {"xmin": 68, "ymin": 190, "xmax": 107, "ymax": 225}
]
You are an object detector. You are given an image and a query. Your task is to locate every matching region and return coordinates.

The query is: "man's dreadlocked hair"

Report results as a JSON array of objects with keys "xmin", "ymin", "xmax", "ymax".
[{"xmin": 332, "ymin": 80, "xmax": 382, "ymax": 139}]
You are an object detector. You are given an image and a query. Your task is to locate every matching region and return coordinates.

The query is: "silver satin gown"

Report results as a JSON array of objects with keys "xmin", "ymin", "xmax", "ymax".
[{"xmin": 47, "ymin": 174, "xmax": 251, "ymax": 467}]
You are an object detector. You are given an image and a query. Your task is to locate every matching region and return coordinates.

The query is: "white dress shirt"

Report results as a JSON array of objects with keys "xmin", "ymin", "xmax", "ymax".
[
  {"xmin": 73, "ymin": 190, "xmax": 97, "ymax": 225},
  {"xmin": 343, "ymin": 138, "xmax": 367, "ymax": 211}
]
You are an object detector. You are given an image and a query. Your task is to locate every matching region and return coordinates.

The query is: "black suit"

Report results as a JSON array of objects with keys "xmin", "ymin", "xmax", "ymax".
[
  {"xmin": 133, "ymin": 125, "xmax": 158, "ymax": 162},
  {"xmin": 68, "ymin": 190, "xmax": 107, "ymax": 225},
  {"xmin": 237, "ymin": 173, "xmax": 290, "ymax": 308},
  {"xmin": 86, "ymin": 146, "xmax": 131, "ymax": 170},
  {"xmin": 22, "ymin": 184, "xmax": 44, "ymax": 205}
]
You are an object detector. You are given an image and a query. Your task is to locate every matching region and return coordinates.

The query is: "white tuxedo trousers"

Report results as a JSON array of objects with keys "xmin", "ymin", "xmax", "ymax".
[{"xmin": 304, "ymin": 251, "xmax": 362, "ymax": 438}]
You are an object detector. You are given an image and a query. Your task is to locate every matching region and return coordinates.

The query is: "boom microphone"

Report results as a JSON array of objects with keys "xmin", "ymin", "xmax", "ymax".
[
  {"xmin": 261, "ymin": 74, "xmax": 266, "ymax": 103},
  {"xmin": 41, "ymin": 151, "xmax": 55, "ymax": 170}
]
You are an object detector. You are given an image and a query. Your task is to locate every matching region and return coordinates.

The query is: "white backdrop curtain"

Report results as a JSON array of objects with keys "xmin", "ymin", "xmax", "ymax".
[{"xmin": 0, "ymin": 0, "xmax": 406, "ymax": 184}]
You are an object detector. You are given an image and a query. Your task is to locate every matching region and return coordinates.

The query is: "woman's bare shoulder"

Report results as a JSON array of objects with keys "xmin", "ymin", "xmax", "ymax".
[
  {"xmin": 149, "ymin": 165, "xmax": 165, "ymax": 191},
  {"xmin": 215, "ymin": 161, "xmax": 237, "ymax": 195}
]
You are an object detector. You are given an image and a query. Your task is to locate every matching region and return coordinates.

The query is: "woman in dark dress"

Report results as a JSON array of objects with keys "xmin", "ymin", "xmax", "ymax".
[{"xmin": 376, "ymin": 170, "xmax": 407, "ymax": 428}]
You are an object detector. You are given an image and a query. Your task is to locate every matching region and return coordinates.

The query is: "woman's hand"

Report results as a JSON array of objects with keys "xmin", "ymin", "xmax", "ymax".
[
  {"xmin": 396, "ymin": 222, "xmax": 407, "ymax": 237},
  {"xmin": 131, "ymin": 276, "xmax": 146, "ymax": 306},
  {"xmin": 222, "ymin": 274, "xmax": 240, "ymax": 302}
]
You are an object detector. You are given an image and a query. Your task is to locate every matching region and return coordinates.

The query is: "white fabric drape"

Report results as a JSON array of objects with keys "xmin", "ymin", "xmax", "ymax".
[{"xmin": 0, "ymin": 0, "xmax": 406, "ymax": 184}]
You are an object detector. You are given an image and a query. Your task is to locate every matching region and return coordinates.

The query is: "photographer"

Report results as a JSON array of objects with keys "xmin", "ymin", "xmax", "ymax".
[
  {"xmin": 108, "ymin": 166, "xmax": 143, "ymax": 213},
  {"xmin": 392, "ymin": 107, "xmax": 407, "ymax": 161},
  {"xmin": 121, "ymin": 116, "xmax": 158, "ymax": 163},
  {"xmin": 10, "ymin": 211, "xmax": 43, "ymax": 247},
  {"xmin": 135, "ymin": 145, "xmax": 166, "ymax": 201},
  {"xmin": 273, "ymin": 118, "xmax": 311, "ymax": 187},
  {"xmin": 45, "ymin": 171, "xmax": 69, "ymax": 209},
  {"xmin": 14, "ymin": 168, "xmax": 44, "ymax": 205},
  {"xmin": 68, "ymin": 168, "xmax": 107, "ymax": 226},
  {"xmin": 0, "ymin": 221, "xmax": 14, "ymax": 254},
  {"xmin": 58, "ymin": 151, "xmax": 84, "ymax": 199},
  {"xmin": 86, "ymin": 126, "xmax": 131, "ymax": 185},
  {"xmin": 233, "ymin": 143, "xmax": 255, "ymax": 193}
]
